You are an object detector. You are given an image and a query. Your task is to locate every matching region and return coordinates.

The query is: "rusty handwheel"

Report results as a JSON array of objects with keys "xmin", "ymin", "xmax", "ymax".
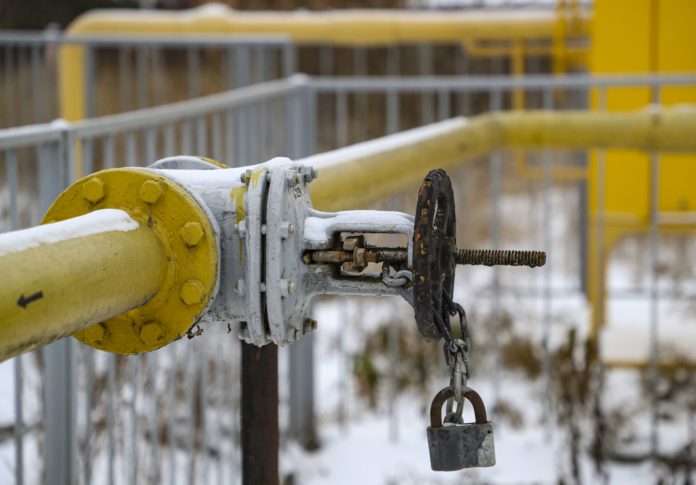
[{"xmin": 412, "ymin": 169, "xmax": 457, "ymax": 342}]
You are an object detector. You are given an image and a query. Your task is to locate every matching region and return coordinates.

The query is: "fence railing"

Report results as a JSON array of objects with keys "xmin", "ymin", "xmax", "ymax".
[
  {"xmin": 0, "ymin": 30, "xmax": 295, "ymax": 128},
  {"xmin": 0, "ymin": 76, "xmax": 307, "ymax": 485}
]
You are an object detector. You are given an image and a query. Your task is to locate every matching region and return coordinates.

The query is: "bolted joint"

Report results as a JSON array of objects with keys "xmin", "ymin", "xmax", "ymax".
[
  {"xmin": 82, "ymin": 177, "xmax": 106, "ymax": 203},
  {"xmin": 279, "ymin": 221, "xmax": 296, "ymax": 239},
  {"xmin": 286, "ymin": 170, "xmax": 302, "ymax": 187},
  {"xmin": 139, "ymin": 321, "xmax": 164, "ymax": 345},
  {"xmin": 179, "ymin": 221, "xmax": 204, "ymax": 247},
  {"xmin": 300, "ymin": 165, "xmax": 317, "ymax": 183},
  {"xmin": 236, "ymin": 220, "xmax": 247, "ymax": 237},
  {"xmin": 279, "ymin": 279, "xmax": 295, "ymax": 297},
  {"xmin": 83, "ymin": 324, "xmax": 106, "ymax": 344},
  {"xmin": 180, "ymin": 279, "xmax": 206, "ymax": 306},
  {"xmin": 139, "ymin": 180, "xmax": 164, "ymax": 204},
  {"xmin": 240, "ymin": 169, "xmax": 253, "ymax": 185},
  {"xmin": 303, "ymin": 318, "xmax": 317, "ymax": 333}
]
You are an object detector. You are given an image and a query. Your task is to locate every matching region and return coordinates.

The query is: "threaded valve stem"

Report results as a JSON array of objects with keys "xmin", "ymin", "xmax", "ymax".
[{"xmin": 454, "ymin": 249, "xmax": 546, "ymax": 268}]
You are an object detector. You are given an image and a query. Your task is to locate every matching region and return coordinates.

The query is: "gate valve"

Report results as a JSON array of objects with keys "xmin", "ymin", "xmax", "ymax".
[
  {"xmin": 179, "ymin": 157, "xmax": 546, "ymax": 347},
  {"xmin": 32, "ymin": 155, "xmax": 545, "ymax": 358}
]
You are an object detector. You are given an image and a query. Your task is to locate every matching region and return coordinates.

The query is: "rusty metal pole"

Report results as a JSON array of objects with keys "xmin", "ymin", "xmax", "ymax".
[{"xmin": 241, "ymin": 341, "xmax": 279, "ymax": 485}]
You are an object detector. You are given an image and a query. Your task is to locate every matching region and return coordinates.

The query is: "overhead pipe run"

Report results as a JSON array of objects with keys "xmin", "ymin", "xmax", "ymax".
[
  {"xmin": 65, "ymin": 5, "xmax": 588, "ymax": 45},
  {"xmin": 305, "ymin": 107, "xmax": 696, "ymax": 211},
  {"xmin": 58, "ymin": 4, "xmax": 590, "ymax": 122}
]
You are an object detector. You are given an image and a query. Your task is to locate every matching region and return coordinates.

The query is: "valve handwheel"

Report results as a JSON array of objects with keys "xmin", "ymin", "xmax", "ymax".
[{"xmin": 412, "ymin": 169, "xmax": 458, "ymax": 342}]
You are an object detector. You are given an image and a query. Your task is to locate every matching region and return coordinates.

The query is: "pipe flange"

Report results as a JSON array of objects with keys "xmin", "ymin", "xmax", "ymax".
[{"xmin": 43, "ymin": 167, "xmax": 219, "ymax": 354}]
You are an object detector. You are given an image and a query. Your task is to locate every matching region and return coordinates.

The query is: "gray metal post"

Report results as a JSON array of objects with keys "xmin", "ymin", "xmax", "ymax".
[
  {"xmin": 41, "ymin": 136, "xmax": 76, "ymax": 485},
  {"xmin": 136, "ymin": 45, "xmax": 149, "ymax": 109},
  {"xmin": 490, "ymin": 88, "xmax": 502, "ymax": 413},
  {"xmin": 85, "ymin": 46, "xmax": 96, "ymax": 118},
  {"xmin": 8, "ymin": 148, "xmax": 22, "ymax": 485},
  {"xmin": 187, "ymin": 46, "xmax": 201, "ymax": 98},
  {"xmin": 541, "ymin": 88, "xmax": 554, "ymax": 431},
  {"xmin": 287, "ymin": 85, "xmax": 318, "ymax": 449},
  {"xmin": 43, "ymin": 342, "xmax": 77, "ymax": 485},
  {"xmin": 288, "ymin": 335, "xmax": 318, "ymax": 449}
]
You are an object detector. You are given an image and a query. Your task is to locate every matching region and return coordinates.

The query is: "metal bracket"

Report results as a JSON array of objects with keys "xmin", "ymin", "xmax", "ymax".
[{"xmin": 240, "ymin": 161, "xmax": 417, "ymax": 346}]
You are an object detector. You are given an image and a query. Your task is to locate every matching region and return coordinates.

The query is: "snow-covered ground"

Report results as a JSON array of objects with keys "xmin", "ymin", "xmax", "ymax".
[{"xmin": 283, "ymin": 277, "xmax": 695, "ymax": 484}]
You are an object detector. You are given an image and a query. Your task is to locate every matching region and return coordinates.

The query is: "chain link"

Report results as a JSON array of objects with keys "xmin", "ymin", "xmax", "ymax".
[
  {"xmin": 433, "ymin": 290, "xmax": 471, "ymax": 424},
  {"xmin": 381, "ymin": 267, "xmax": 413, "ymax": 287}
]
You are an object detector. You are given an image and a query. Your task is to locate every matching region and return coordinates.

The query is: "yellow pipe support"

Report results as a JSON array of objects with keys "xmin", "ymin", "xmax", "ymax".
[
  {"xmin": 0, "ymin": 210, "xmax": 166, "ymax": 362},
  {"xmin": 305, "ymin": 107, "xmax": 696, "ymax": 211},
  {"xmin": 59, "ymin": 5, "xmax": 591, "ymax": 122}
]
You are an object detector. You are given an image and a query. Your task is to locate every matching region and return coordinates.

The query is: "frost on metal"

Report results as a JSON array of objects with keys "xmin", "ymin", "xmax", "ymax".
[
  {"xmin": 304, "ymin": 210, "xmax": 414, "ymax": 245},
  {"xmin": 0, "ymin": 209, "xmax": 138, "ymax": 257}
]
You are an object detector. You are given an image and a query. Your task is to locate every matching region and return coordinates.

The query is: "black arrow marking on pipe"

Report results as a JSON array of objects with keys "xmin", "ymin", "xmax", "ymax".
[{"xmin": 17, "ymin": 291, "xmax": 44, "ymax": 309}]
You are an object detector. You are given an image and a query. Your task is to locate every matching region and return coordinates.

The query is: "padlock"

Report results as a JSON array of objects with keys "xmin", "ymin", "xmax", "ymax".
[{"xmin": 427, "ymin": 385, "xmax": 496, "ymax": 471}]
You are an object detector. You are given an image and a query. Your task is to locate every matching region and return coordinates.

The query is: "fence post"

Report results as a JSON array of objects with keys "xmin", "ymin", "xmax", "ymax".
[
  {"xmin": 287, "ymin": 84, "xmax": 318, "ymax": 449},
  {"xmin": 42, "ymin": 131, "xmax": 76, "ymax": 485},
  {"xmin": 43, "ymin": 342, "xmax": 77, "ymax": 485}
]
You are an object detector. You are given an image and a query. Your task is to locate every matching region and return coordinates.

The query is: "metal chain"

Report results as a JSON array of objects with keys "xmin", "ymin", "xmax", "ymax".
[
  {"xmin": 433, "ymin": 290, "xmax": 471, "ymax": 424},
  {"xmin": 381, "ymin": 266, "xmax": 413, "ymax": 287}
]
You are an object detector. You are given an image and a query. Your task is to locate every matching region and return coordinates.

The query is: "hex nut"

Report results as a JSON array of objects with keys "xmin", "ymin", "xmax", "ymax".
[
  {"xmin": 179, "ymin": 221, "xmax": 204, "ymax": 247},
  {"xmin": 180, "ymin": 280, "xmax": 206, "ymax": 306},
  {"xmin": 286, "ymin": 171, "xmax": 298, "ymax": 187},
  {"xmin": 241, "ymin": 169, "xmax": 253, "ymax": 184},
  {"xmin": 84, "ymin": 324, "xmax": 105, "ymax": 343},
  {"xmin": 300, "ymin": 165, "xmax": 317, "ymax": 183},
  {"xmin": 236, "ymin": 220, "xmax": 247, "ymax": 237},
  {"xmin": 140, "ymin": 321, "xmax": 164, "ymax": 345},
  {"xmin": 82, "ymin": 177, "xmax": 106, "ymax": 203},
  {"xmin": 139, "ymin": 180, "xmax": 164, "ymax": 204},
  {"xmin": 280, "ymin": 222, "xmax": 296, "ymax": 239}
]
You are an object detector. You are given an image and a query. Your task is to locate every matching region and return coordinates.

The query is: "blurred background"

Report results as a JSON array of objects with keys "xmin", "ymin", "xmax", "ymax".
[{"xmin": 1, "ymin": 0, "xmax": 695, "ymax": 483}]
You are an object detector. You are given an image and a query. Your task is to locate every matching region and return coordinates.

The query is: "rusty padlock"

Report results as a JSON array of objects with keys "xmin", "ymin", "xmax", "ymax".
[{"xmin": 427, "ymin": 385, "xmax": 496, "ymax": 471}]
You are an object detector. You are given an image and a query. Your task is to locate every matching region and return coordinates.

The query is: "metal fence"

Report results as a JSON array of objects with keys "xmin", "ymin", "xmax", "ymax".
[
  {"xmin": 1, "ymin": 25, "xmax": 571, "ymax": 130},
  {"xmin": 2, "ymin": 72, "xmax": 696, "ymax": 483},
  {"xmin": 0, "ymin": 31, "xmax": 295, "ymax": 128},
  {"xmin": 0, "ymin": 77, "xmax": 308, "ymax": 485}
]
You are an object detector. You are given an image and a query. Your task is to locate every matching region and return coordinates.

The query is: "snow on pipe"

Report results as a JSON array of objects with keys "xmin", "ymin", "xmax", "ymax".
[
  {"xmin": 0, "ymin": 210, "xmax": 167, "ymax": 362},
  {"xmin": 0, "ymin": 166, "xmax": 221, "ymax": 362},
  {"xmin": 306, "ymin": 106, "xmax": 696, "ymax": 212}
]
